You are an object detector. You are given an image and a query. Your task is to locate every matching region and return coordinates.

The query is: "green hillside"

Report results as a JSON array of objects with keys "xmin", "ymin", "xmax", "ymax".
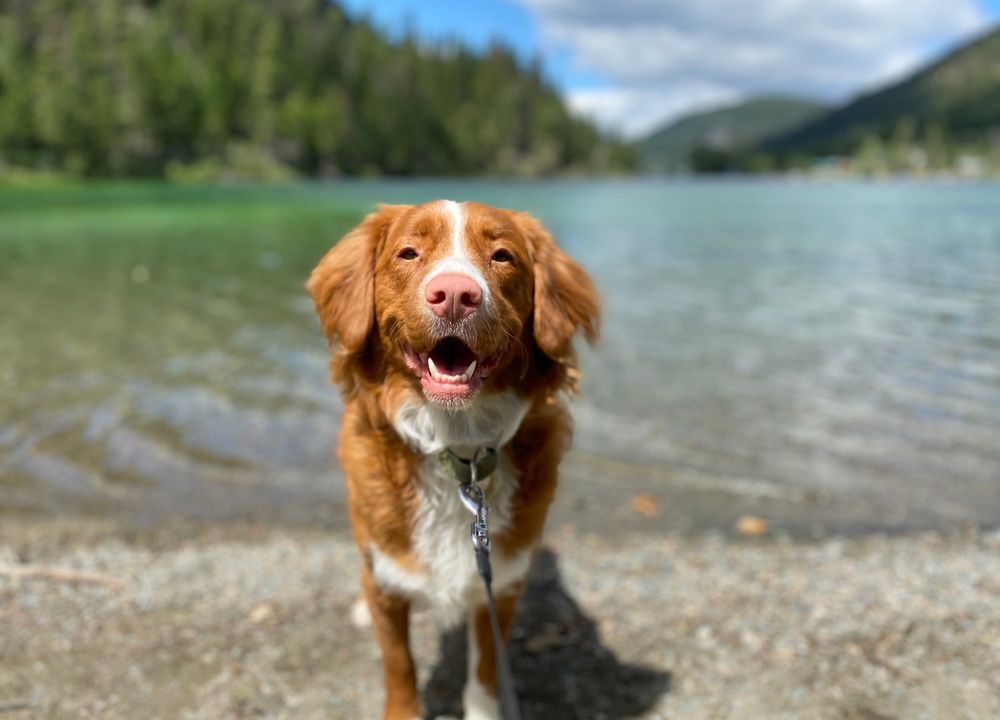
[
  {"xmin": 0, "ymin": 0, "xmax": 633, "ymax": 179},
  {"xmin": 763, "ymin": 25, "xmax": 1000, "ymax": 159},
  {"xmin": 638, "ymin": 96, "xmax": 828, "ymax": 171}
]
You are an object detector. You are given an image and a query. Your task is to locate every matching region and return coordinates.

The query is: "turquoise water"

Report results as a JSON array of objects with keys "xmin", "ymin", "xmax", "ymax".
[{"xmin": 1, "ymin": 180, "xmax": 999, "ymax": 529}]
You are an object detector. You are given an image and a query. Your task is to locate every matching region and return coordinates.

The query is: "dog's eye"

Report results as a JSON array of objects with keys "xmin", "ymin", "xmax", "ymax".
[
  {"xmin": 491, "ymin": 249, "xmax": 513, "ymax": 264},
  {"xmin": 398, "ymin": 247, "xmax": 419, "ymax": 260}
]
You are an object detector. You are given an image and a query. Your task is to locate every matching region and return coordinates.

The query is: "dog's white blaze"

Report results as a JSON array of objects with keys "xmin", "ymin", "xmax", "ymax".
[
  {"xmin": 422, "ymin": 200, "xmax": 490, "ymax": 304},
  {"xmin": 464, "ymin": 622, "xmax": 500, "ymax": 720},
  {"xmin": 447, "ymin": 199, "xmax": 465, "ymax": 258}
]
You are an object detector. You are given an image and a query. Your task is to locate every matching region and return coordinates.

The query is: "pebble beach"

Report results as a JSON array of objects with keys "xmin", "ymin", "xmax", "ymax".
[{"xmin": 2, "ymin": 511, "xmax": 998, "ymax": 720}]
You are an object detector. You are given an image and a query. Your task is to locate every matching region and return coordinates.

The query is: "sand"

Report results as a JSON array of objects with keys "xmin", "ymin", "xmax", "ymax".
[{"xmin": 2, "ymin": 514, "xmax": 998, "ymax": 720}]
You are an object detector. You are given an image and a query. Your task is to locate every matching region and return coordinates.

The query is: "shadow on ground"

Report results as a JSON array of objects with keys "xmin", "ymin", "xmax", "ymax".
[{"xmin": 423, "ymin": 549, "xmax": 671, "ymax": 719}]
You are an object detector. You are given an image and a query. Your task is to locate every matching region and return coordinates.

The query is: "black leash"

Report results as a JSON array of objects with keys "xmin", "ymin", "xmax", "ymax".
[{"xmin": 455, "ymin": 450, "xmax": 522, "ymax": 720}]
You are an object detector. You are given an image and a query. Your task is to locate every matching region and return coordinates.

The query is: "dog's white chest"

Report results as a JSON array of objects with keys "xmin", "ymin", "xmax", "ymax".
[
  {"xmin": 371, "ymin": 392, "xmax": 533, "ymax": 624},
  {"xmin": 370, "ymin": 456, "xmax": 531, "ymax": 626}
]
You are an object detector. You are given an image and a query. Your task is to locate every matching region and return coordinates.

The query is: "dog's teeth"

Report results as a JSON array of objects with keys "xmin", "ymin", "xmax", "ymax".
[{"xmin": 428, "ymin": 357, "xmax": 478, "ymax": 384}]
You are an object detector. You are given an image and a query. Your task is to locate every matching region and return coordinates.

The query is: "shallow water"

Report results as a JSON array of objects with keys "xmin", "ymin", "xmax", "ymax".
[{"xmin": 1, "ymin": 179, "xmax": 998, "ymax": 530}]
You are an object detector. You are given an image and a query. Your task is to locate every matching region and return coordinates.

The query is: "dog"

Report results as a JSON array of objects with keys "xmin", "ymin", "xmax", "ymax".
[{"xmin": 308, "ymin": 200, "xmax": 599, "ymax": 720}]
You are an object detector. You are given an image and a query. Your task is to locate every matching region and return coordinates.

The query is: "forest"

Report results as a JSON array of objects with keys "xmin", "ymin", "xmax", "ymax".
[{"xmin": 0, "ymin": 0, "xmax": 634, "ymax": 180}]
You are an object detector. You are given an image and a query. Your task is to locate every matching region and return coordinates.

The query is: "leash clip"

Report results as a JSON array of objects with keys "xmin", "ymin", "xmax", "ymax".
[
  {"xmin": 458, "ymin": 449, "xmax": 492, "ymax": 554},
  {"xmin": 470, "ymin": 497, "xmax": 491, "ymax": 553}
]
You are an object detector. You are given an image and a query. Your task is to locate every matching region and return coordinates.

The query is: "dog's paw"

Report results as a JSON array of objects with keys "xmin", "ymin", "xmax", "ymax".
[{"xmin": 350, "ymin": 597, "xmax": 372, "ymax": 628}]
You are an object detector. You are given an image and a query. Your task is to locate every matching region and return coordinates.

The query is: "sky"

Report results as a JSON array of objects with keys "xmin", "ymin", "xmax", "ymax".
[{"xmin": 339, "ymin": 0, "xmax": 1000, "ymax": 139}]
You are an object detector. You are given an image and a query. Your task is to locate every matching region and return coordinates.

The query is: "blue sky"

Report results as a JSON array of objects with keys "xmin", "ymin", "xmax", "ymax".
[
  {"xmin": 340, "ymin": 0, "xmax": 1000, "ymax": 138},
  {"xmin": 338, "ymin": 0, "xmax": 608, "ymax": 89}
]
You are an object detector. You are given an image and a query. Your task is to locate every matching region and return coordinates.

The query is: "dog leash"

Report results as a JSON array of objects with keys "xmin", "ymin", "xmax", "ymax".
[{"xmin": 449, "ymin": 448, "xmax": 522, "ymax": 720}]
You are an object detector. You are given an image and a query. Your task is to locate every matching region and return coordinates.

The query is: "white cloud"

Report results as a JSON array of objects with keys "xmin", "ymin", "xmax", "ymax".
[
  {"xmin": 567, "ymin": 84, "xmax": 741, "ymax": 139},
  {"xmin": 516, "ymin": 0, "xmax": 990, "ymax": 137}
]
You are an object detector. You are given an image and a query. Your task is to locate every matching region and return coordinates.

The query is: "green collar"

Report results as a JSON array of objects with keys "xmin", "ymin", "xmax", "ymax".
[{"xmin": 439, "ymin": 447, "xmax": 499, "ymax": 484}]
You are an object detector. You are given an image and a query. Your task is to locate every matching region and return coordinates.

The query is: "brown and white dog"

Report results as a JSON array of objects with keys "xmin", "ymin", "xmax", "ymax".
[{"xmin": 308, "ymin": 200, "xmax": 599, "ymax": 720}]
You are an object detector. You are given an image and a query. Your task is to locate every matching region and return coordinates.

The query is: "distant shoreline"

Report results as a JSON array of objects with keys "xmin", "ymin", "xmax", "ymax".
[{"xmin": 3, "ymin": 169, "xmax": 1000, "ymax": 189}]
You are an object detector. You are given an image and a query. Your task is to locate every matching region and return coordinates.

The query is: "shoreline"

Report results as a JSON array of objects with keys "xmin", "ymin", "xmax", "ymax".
[{"xmin": 6, "ymin": 448, "xmax": 998, "ymax": 544}]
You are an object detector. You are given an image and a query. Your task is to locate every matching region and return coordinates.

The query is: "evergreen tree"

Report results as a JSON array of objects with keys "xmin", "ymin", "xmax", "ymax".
[{"xmin": 0, "ymin": 0, "xmax": 633, "ymax": 178}]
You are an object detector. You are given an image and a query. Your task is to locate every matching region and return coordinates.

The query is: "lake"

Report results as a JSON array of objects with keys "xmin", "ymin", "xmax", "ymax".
[{"xmin": 1, "ymin": 179, "xmax": 999, "ymax": 533}]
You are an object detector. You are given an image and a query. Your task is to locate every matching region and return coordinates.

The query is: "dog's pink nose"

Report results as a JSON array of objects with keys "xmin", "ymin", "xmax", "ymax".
[{"xmin": 425, "ymin": 273, "xmax": 482, "ymax": 320}]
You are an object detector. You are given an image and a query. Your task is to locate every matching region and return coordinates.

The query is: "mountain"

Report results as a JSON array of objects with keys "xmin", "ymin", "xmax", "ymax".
[
  {"xmin": 763, "ymin": 25, "xmax": 1000, "ymax": 158},
  {"xmin": 637, "ymin": 96, "xmax": 829, "ymax": 171},
  {"xmin": 0, "ymin": 0, "xmax": 633, "ymax": 179}
]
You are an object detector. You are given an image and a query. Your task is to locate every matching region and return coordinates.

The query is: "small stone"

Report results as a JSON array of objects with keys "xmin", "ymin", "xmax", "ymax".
[
  {"xmin": 736, "ymin": 515, "xmax": 769, "ymax": 537},
  {"xmin": 631, "ymin": 492, "xmax": 661, "ymax": 518},
  {"xmin": 250, "ymin": 601, "xmax": 279, "ymax": 625}
]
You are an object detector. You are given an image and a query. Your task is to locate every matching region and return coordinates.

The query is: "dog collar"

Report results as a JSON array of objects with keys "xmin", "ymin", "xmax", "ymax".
[{"xmin": 439, "ymin": 447, "xmax": 498, "ymax": 484}]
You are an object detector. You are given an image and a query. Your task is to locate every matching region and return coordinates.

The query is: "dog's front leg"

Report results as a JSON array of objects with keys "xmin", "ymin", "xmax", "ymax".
[
  {"xmin": 361, "ymin": 565, "xmax": 421, "ymax": 720},
  {"xmin": 463, "ymin": 589, "xmax": 520, "ymax": 720}
]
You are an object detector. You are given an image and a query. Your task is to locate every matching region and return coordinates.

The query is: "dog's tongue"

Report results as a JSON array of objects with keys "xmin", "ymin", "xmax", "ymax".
[{"xmin": 429, "ymin": 337, "xmax": 477, "ymax": 376}]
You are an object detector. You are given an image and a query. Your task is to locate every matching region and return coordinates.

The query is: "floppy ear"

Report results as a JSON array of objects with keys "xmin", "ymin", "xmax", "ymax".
[
  {"xmin": 307, "ymin": 204, "xmax": 408, "ymax": 352},
  {"xmin": 516, "ymin": 213, "xmax": 600, "ymax": 362}
]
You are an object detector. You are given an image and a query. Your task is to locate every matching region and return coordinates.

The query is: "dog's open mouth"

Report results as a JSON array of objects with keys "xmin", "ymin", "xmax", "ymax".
[{"xmin": 402, "ymin": 337, "xmax": 498, "ymax": 404}]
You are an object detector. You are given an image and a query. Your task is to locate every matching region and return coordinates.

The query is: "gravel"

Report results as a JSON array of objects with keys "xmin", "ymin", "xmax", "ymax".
[{"xmin": 1, "ymin": 519, "xmax": 998, "ymax": 719}]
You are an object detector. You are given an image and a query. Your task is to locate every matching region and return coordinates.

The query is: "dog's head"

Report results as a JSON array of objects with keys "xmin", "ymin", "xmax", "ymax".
[{"xmin": 308, "ymin": 200, "xmax": 599, "ymax": 406}]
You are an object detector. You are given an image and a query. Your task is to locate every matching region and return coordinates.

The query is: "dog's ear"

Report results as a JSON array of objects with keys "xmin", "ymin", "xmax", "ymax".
[
  {"xmin": 516, "ymin": 212, "xmax": 600, "ymax": 362},
  {"xmin": 307, "ymin": 204, "xmax": 409, "ymax": 353}
]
